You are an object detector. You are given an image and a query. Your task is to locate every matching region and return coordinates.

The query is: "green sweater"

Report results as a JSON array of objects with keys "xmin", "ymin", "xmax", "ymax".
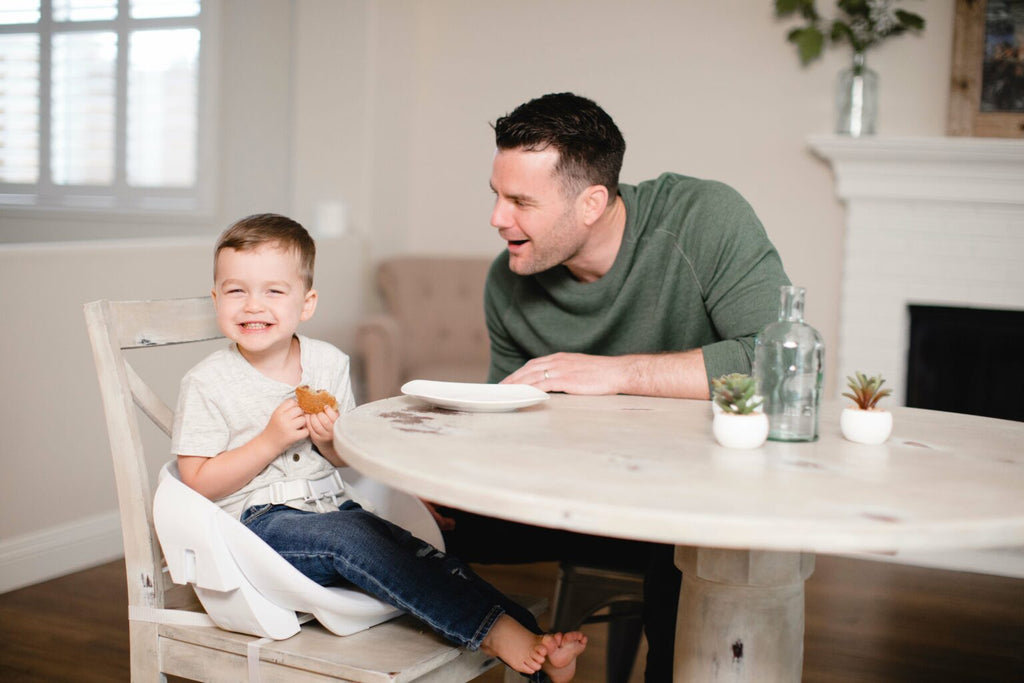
[{"xmin": 484, "ymin": 172, "xmax": 790, "ymax": 389}]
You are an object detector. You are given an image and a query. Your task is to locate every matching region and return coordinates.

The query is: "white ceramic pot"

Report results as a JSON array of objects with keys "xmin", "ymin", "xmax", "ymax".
[
  {"xmin": 840, "ymin": 407, "xmax": 893, "ymax": 445},
  {"xmin": 712, "ymin": 412, "xmax": 769, "ymax": 449}
]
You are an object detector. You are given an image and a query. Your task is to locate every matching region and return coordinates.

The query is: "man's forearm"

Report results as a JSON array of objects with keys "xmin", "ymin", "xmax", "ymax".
[{"xmin": 618, "ymin": 349, "xmax": 710, "ymax": 399}]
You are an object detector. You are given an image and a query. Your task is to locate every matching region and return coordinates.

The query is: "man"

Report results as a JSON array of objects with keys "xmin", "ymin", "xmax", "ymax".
[
  {"xmin": 486, "ymin": 92, "xmax": 789, "ymax": 397},
  {"xmin": 439, "ymin": 92, "xmax": 791, "ymax": 681}
]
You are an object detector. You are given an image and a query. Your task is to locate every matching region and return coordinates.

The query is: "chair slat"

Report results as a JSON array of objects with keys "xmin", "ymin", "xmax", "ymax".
[
  {"xmin": 126, "ymin": 362, "xmax": 175, "ymax": 437},
  {"xmin": 109, "ymin": 298, "xmax": 221, "ymax": 349}
]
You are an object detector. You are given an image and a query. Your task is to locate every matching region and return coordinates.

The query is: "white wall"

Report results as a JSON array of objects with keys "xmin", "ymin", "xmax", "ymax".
[{"xmin": 0, "ymin": 0, "xmax": 959, "ymax": 591}]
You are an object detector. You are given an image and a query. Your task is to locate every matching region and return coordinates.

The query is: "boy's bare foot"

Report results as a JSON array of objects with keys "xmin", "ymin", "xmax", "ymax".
[
  {"xmin": 480, "ymin": 615, "xmax": 547, "ymax": 675},
  {"xmin": 542, "ymin": 630, "xmax": 588, "ymax": 683}
]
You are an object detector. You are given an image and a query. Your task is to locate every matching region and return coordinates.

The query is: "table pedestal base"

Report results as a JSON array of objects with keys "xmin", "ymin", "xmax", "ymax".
[{"xmin": 674, "ymin": 547, "xmax": 815, "ymax": 682}]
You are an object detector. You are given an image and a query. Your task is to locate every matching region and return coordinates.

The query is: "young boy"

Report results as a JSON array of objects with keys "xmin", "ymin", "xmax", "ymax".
[{"xmin": 170, "ymin": 213, "xmax": 586, "ymax": 681}]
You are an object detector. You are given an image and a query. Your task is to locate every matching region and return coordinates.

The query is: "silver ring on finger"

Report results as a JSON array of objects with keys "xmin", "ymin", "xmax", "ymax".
[{"xmin": 544, "ymin": 369, "xmax": 550, "ymax": 380}]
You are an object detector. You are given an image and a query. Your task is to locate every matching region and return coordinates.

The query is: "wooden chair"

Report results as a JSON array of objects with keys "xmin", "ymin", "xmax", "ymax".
[{"xmin": 84, "ymin": 297, "xmax": 541, "ymax": 682}]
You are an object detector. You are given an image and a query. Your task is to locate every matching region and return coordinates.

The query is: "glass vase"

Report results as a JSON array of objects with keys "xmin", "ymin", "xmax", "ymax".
[
  {"xmin": 836, "ymin": 51, "xmax": 877, "ymax": 137},
  {"xmin": 753, "ymin": 286, "xmax": 825, "ymax": 442}
]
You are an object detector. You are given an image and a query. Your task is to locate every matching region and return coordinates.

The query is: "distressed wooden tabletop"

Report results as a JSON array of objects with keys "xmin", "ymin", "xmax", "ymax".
[{"xmin": 335, "ymin": 394, "xmax": 1024, "ymax": 555}]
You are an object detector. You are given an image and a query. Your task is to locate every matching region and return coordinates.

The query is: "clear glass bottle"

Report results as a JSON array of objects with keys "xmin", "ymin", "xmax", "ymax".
[
  {"xmin": 754, "ymin": 286, "xmax": 825, "ymax": 442},
  {"xmin": 836, "ymin": 51, "xmax": 877, "ymax": 137}
]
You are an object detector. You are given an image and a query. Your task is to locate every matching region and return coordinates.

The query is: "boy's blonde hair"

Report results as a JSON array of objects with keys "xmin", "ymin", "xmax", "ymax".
[{"xmin": 215, "ymin": 213, "xmax": 316, "ymax": 290}]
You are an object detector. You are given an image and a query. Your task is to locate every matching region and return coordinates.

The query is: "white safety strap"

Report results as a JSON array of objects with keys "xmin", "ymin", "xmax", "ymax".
[
  {"xmin": 132, "ymin": 605, "xmax": 315, "ymax": 682},
  {"xmin": 247, "ymin": 636, "xmax": 272, "ymax": 682},
  {"xmin": 129, "ymin": 605, "xmax": 217, "ymax": 628},
  {"xmin": 246, "ymin": 614, "xmax": 314, "ymax": 683},
  {"xmin": 244, "ymin": 470, "xmax": 345, "ymax": 511}
]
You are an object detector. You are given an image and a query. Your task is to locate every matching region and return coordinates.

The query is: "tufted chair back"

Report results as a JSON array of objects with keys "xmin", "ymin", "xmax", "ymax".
[{"xmin": 355, "ymin": 256, "xmax": 493, "ymax": 403}]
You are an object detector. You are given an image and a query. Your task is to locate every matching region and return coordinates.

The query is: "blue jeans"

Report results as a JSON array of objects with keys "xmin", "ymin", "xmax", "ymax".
[{"xmin": 241, "ymin": 501, "xmax": 542, "ymax": 651}]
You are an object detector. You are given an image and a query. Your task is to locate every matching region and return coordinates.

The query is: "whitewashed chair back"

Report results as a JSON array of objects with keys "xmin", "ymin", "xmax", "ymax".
[{"xmin": 85, "ymin": 298, "xmax": 223, "ymax": 618}]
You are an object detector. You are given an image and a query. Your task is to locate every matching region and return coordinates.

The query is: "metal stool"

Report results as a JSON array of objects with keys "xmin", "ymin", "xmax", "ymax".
[{"xmin": 551, "ymin": 563, "xmax": 645, "ymax": 683}]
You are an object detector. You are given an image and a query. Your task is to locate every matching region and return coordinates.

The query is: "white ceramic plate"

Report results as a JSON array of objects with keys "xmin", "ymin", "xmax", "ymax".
[{"xmin": 400, "ymin": 380, "xmax": 549, "ymax": 412}]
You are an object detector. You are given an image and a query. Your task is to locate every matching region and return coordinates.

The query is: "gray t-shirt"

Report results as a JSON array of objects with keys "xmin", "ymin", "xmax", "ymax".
[{"xmin": 170, "ymin": 334, "xmax": 357, "ymax": 518}]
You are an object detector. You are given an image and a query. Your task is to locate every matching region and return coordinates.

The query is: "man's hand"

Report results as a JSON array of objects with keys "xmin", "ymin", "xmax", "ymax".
[
  {"xmin": 500, "ymin": 352, "xmax": 630, "ymax": 395},
  {"xmin": 500, "ymin": 349, "xmax": 711, "ymax": 399}
]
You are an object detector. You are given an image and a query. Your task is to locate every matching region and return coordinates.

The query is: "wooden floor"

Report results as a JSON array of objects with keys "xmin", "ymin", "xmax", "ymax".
[{"xmin": 1, "ymin": 556, "xmax": 1021, "ymax": 682}]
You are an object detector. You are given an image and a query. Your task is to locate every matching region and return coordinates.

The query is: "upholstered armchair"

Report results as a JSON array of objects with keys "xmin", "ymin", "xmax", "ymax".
[{"xmin": 355, "ymin": 256, "xmax": 493, "ymax": 403}]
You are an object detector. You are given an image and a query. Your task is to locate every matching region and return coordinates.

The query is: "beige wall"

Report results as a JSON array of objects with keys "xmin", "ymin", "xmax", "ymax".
[
  {"xmin": 0, "ymin": 0, "xmax": 957, "ymax": 589},
  {"xmin": 365, "ymin": 0, "xmax": 955, "ymax": 388}
]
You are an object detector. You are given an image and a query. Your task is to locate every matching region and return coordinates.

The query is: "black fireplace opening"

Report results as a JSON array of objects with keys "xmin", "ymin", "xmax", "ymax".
[{"xmin": 906, "ymin": 305, "xmax": 1024, "ymax": 422}]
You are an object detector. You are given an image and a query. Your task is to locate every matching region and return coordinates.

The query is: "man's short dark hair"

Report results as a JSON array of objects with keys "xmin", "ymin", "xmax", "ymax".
[{"xmin": 493, "ymin": 92, "xmax": 625, "ymax": 198}]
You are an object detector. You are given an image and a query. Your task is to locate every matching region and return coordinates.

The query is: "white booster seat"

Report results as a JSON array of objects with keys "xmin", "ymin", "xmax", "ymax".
[{"xmin": 153, "ymin": 462, "xmax": 445, "ymax": 640}]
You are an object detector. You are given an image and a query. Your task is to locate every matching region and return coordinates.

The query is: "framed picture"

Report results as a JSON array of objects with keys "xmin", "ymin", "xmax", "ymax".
[{"xmin": 948, "ymin": 0, "xmax": 1024, "ymax": 137}]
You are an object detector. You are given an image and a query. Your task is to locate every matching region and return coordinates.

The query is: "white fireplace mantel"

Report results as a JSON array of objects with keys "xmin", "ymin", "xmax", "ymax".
[
  {"xmin": 808, "ymin": 134, "xmax": 1024, "ymax": 205},
  {"xmin": 809, "ymin": 134, "xmax": 1024, "ymax": 578}
]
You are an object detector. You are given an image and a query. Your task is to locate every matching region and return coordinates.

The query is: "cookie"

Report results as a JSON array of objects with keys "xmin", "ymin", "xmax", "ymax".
[{"xmin": 295, "ymin": 385, "xmax": 338, "ymax": 414}]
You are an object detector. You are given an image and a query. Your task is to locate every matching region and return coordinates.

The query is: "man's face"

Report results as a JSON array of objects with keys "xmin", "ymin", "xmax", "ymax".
[{"xmin": 489, "ymin": 147, "xmax": 587, "ymax": 276}]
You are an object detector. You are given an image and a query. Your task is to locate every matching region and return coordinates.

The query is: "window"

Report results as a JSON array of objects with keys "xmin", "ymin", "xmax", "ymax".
[{"xmin": 0, "ymin": 0, "xmax": 212, "ymax": 213}]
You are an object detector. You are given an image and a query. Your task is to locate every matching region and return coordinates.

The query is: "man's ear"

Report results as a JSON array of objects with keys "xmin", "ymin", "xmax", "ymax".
[
  {"xmin": 579, "ymin": 184, "xmax": 609, "ymax": 226},
  {"xmin": 300, "ymin": 288, "xmax": 318, "ymax": 321}
]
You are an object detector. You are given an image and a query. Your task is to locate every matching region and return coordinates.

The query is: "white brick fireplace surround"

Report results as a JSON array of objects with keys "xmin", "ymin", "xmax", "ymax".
[{"xmin": 810, "ymin": 135, "xmax": 1024, "ymax": 578}]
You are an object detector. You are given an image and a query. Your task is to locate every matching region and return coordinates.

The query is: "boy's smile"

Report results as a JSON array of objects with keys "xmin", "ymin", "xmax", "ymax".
[{"xmin": 212, "ymin": 243, "xmax": 317, "ymax": 369}]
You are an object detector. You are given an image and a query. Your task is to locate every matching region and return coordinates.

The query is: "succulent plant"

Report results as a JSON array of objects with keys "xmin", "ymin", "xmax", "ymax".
[
  {"xmin": 712, "ymin": 373, "xmax": 763, "ymax": 415},
  {"xmin": 842, "ymin": 371, "xmax": 892, "ymax": 410}
]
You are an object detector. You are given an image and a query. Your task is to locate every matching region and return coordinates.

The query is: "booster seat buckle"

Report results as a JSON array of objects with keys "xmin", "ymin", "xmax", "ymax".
[
  {"xmin": 303, "ymin": 469, "xmax": 345, "ymax": 505},
  {"xmin": 260, "ymin": 470, "xmax": 346, "ymax": 509}
]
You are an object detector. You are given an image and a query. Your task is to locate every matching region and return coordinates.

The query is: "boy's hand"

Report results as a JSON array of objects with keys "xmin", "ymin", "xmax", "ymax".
[
  {"xmin": 306, "ymin": 405, "xmax": 338, "ymax": 445},
  {"xmin": 263, "ymin": 399, "xmax": 309, "ymax": 452},
  {"xmin": 307, "ymin": 405, "xmax": 342, "ymax": 464}
]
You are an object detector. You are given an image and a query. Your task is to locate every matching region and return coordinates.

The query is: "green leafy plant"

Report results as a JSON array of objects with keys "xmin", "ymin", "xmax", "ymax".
[
  {"xmin": 842, "ymin": 371, "xmax": 892, "ymax": 410},
  {"xmin": 775, "ymin": 0, "xmax": 926, "ymax": 65},
  {"xmin": 712, "ymin": 373, "xmax": 763, "ymax": 415}
]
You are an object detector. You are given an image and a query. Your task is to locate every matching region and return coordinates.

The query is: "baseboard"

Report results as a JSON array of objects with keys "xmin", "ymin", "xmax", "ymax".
[
  {"xmin": 1, "ymin": 511, "xmax": 1021, "ymax": 594},
  {"xmin": 848, "ymin": 547, "xmax": 1024, "ymax": 579},
  {"xmin": 0, "ymin": 510, "xmax": 124, "ymax": 594}
]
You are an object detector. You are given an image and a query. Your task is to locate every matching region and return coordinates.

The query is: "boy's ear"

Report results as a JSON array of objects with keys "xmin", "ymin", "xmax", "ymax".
[{"xmin": 300, "ymin": 288, "xmax": 318, "ymax": 321}]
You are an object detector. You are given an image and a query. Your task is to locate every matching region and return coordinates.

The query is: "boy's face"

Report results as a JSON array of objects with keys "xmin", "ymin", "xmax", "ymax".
[{"xmin": 212, "ymin": 244, "xmax": 317, "ymax": 362}]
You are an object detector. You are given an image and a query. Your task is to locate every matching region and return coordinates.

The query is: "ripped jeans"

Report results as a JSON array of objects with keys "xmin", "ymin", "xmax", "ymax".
[{"xmin": 241, "ymin": 501, "xmax": 543, "ymax": 651}]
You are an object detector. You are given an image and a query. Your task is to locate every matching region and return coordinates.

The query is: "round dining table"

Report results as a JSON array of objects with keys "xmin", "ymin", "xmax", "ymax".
[{"xmin": 334, "ymin": 393, "xmax": 1024, "ymax": 682}]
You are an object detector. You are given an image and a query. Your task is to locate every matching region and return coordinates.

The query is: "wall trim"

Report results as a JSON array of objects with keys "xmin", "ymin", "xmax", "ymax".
[
  {"xmin": 850, "ymin": 548, "xmax": 1024, "ymax": 579},
  {"xmin": 0, "ymin": 510, "xmax": 124, "ymax": 594},
  {"xmin": 2, "ymin": 506, "xmax": 1022, "ymax": 596}
]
